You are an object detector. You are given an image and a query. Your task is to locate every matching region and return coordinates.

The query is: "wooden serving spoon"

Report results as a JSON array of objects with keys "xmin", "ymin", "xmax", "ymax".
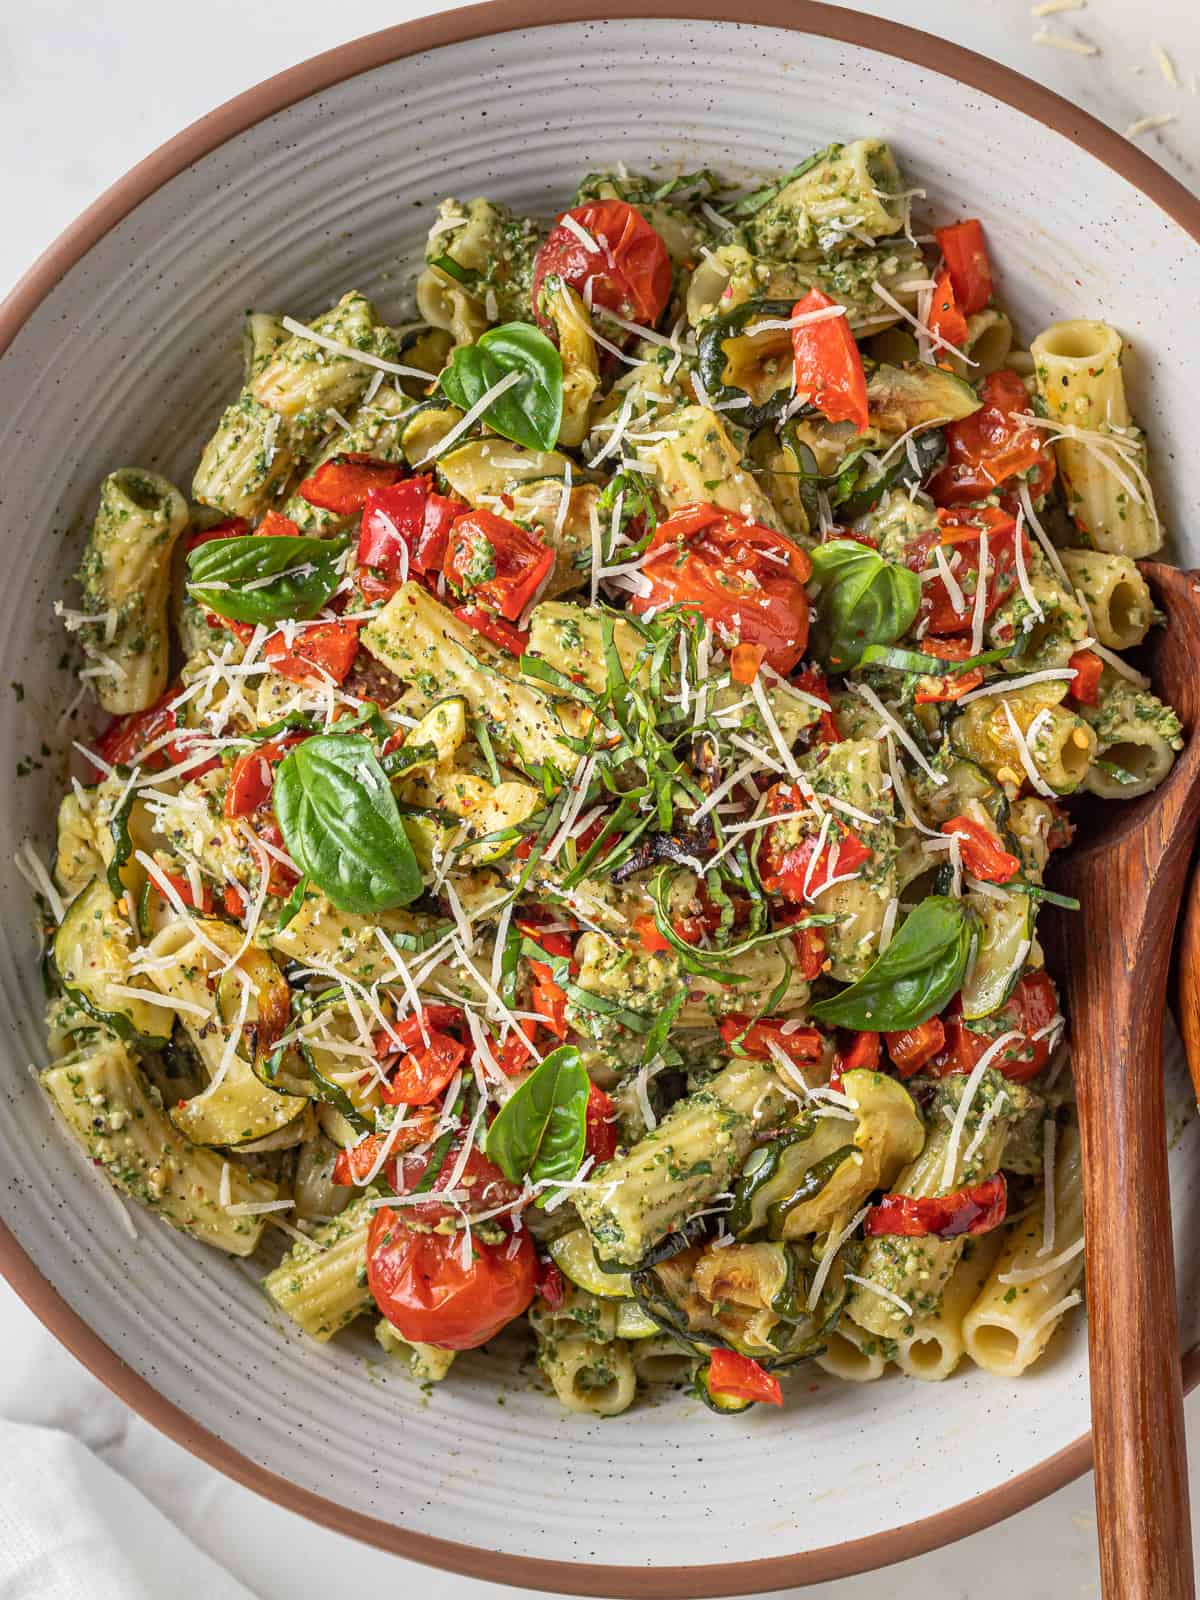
[{"xmin": 1041, "ymin": 560, "xmax": 1200, "ymax": 1600}]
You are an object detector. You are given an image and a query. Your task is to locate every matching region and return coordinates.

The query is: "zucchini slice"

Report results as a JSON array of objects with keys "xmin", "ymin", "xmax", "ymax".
[
  {"xmin": 693, "ymin": 1361, "xmax": 757, "ymax": 1413},
  {"xmin": 866, "ymin": 362, "xmax": 980, "ymax": 432},
  {"xmin": 170, "ymin": 1049, "xmax": 308, "ymax": 1148},
  {"xmin": 960, "ymin": 893, "xmax": 1034, "ymax": 1021},
  {"xmin": 400, "ymin": 400, "xmax": 466, "ymax": 466},
  {"xmin": 53, "ymin": 877, "xmax": 171, "ymax": 1044},
  {"xmin": 550, "ymin": 1228, "xmax": 635, "ymax": 1298},
  {"xmin": 615, "ymin": 1300, "xmax": 660, "ymax": 1339}
]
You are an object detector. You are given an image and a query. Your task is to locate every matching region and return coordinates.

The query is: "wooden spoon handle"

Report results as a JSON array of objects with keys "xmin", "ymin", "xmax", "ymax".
[
  {"xmin": 1071, "ymin": 916, "xmax": 1195, "ymax": 1598},
  {"xmin": 1176, "ymin": 856, "xmax": 1200, "ymax": 1105}
]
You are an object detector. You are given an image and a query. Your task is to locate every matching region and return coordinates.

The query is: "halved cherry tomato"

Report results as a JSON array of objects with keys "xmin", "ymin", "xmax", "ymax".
[
  {"xmin": 368, "ymin": 1208, "xmax": 535, "ymax": 1350},
  {"xmin": 392, "ymin": 1137, "xmax": 525, "ymax": 1223},
  {"xmin": 759, "ymin": 803, "xmax": 872, "ymax": 904},
  {"xmin": 532, "ymin": 199, "xmax": 672, "ymax": 331},
  {"xmin": 913, "ymin": 635, "xmax": 985, "ymax": 704},
  {"xmin": 927, "ymin": 267, "xmax": 968, "ymax": 350},
  {"xmin": 885, "ymin": 1019, "xmax": 946, "ymax": 1078},
  {"xmin": 94, "ymin": 689, "xmax": 179, "ymax": 772},
  {"xmin": 932, "ymin": 971, "xmax": 1060, "ymax": 1084},
  {"xmin": 631, "ymin": 504, "xmax": 812, "ymax": 676},
  {"xmin": 444, "ymin": 509, "xmax": 554, "ymax": 622},
  {"xmin": 585, "ymin": 1081, "xmax": 619, "ymax": 1164},
  {"xmin": 929, "ymin": 370, "xmax": 1054, "ymax": 509},
  {"xmin": 453, "ymin": 604, "xmax": 530, "ymax": 655},
  {"xmin": 865, "ymin": 1173, "xmax": 1007, "ymax": 1239},
  {"xmin": 940, "ymin": 815, "xmax": 1020, "ymax": 884},
  {"xmin": 719, "ymin": 1015, "xmax": 823, "ymax": 1065},
  {"xmin": 375, "ymin": 1006, "xmax": 468, "ymax": 1107},
  {"xmin": 790, "ymin": 288, "xmax": 869, "ymax": 433},
  {"xmin": 1068, "ymin": 648, "xmax": 1104, "ymax": 706},
  {"xmin": 184, "ymin": 517, "xmax": 249, "ymax": 553},
  {"xmin": 908, "ymin": 505, "xmax": 1030, "ymax": 636},
  {"xmin": 706, "ymin": 1348, "xmax": 783, "ymax": 1407},
  {"xmin": 357, "ymin": 475, "xmax": 462, "ymax": 599},
  {"xmin": 223, "ymin": 733, "xmax": 307, "ymax": 819},
  {"xmin": 298, "ymin": 454, "xmax": 405, "ymax": 515},
  {"xmin": 936, "ymin": 220, "xmax": 992, "ymax": 317},
  {"xmin": 263, "ymin": 619, "xmax": 360, "ymax": 685},
  {"xmin": 331, "ymin": 1117, "xmax": 441, "ymax": 1185},
  {"xmin": 791, "ymin": 666, "xmax": 840, "ymax": 744}
]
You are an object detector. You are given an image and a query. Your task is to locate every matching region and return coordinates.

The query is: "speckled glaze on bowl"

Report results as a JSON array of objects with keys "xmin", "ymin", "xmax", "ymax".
[{"xmin": 1, "ymin": 3, "xmax": 1199, "ymax": 1592}]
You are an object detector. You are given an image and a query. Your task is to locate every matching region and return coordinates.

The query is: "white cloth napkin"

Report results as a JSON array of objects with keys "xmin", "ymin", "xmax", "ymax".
[{"xmin": 0, "ymin": 1420, "xmax": 256, "ymax": 1600}]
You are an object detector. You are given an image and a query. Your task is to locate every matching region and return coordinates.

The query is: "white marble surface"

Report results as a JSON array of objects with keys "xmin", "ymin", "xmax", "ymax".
[{"xmin": 2, "ymin": 1, "xmax": 1199, "ymax": 1594}]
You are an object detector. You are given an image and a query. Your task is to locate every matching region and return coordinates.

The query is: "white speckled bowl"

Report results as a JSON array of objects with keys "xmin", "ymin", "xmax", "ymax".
[{"xmin": 2, "ymin": 3, "xmax": 1199, "ymax": 1591}]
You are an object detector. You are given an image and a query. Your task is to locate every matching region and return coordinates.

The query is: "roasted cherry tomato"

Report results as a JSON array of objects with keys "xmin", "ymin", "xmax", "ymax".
[
  {"xmin": 184, "ymin": 517, "xmax": 250, "ymax": 553},
  {"xmin": 391, "ymin": 1137, "xmax": 525, "ymax": 1223},
  {"xmin": 885, "ymin": 1019, "xmax": 946, "ymax": 1078},
  {"xmin": 368, "ymin": 1208, "xmax": 536, "ymax": 1350},
  {"xmin": 263, "ymin": 619, "xmax": 360, "ymax": 685},
  {"xmin": 833, "ymin": 1030, "xmax": 881, "ymax": 1079},
  {"xmin": 705, "ymin": 1348, "xmax": 783, "ymax": 1407},
  {"xmin": 223, "ymin": 734, "xmax": 307, "ymax": 819},
  {"xmin": 357, "ymin": 476, "xmax": 462, "ymax": 599},
  {"xmin": 929, "ymin": 370, "xmax": 1054, "ymax": 509},
  {"xmin": 908, "ymin": 505, "xmax": 1030, "ymax": 636},
  {"xmin": 631, "ymin": 503, "xmax": 812, "ymax": 676},
  {"xmin": 444, "ymin": 508, "xmax": 554, "ymax": 622},
  {"xmin": 1068, "ymin": 648, "xmax": 1104, "ymax": 706},
  {"xmin": 773, "ymin": 914, "xmax": 828, "ymax": 980},
  {"xmin": 932, "ymin": 971, "xmax": 1060, "ymax": 1084},
  {"xmin": 935, "ymin": 219, "xmax": 993, "ymax": 317},
  {"xmin": 865, "ymin": 1173, "xmax": 1007, "ymax": 1239},
  {"xmin": 298, "ymin": 454, "xmax": 405, "ymax": 515},
  {"xmin": 585, "ymin": 1081, "xmax": 619, "ymax": 1164},
  {"xmin": 758, "ymin": 788, "xmax": 871, "ymax": 903},
  {"xmin": 790, "ymin": 287, "xmax": 869, "ymax": 432},
  {"xmin": 791, "ymin": 666, "xmax": 840, "ymax": 744},
  {"xmin": 514, "ymin": 908, "xmax": 578, "ymax": 963},
  {"xmin": 528, "ymin": 960, "xmax": 569, "ymax": 1041},
  {"xmin": 374, "ymin": 1006, "xmax": 468, "ymax": 1107},
  {"xmin": 719, "ymin": 1015, "xmax": 823, "ymax": 1066},
  {"xmin": 940, "ymin": 815, "xmax": 1021, "ymax": 884},
  {"xmin": 532, "ymin": 199, "xmax": 672, "ymax": 331}
]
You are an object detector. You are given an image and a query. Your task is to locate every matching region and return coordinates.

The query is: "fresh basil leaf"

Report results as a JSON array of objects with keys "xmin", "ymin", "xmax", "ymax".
[
  {"xmin": 186, "ymin": 535, "xmax": 349, "ymax": 625},
  {"xmin": 807, "ymin": 539, "xmax": 921, "ymax": 674},
  {"xmin": 274, "ymin": 734, "xmax": 423, "ymax": 914},
  {"xmin": 810, "ymin": 895, "xmax": 976, "ymax": 1031},
  {"xmin": 439, "ymin": 322, "xmax": 563, "ymax": 452},
  {"xmin": 728, "ymin": 144, "xmax": 839, "ymax": 218},
  {"xmin": 484, "ymin": 1043, "xmax": 590, "ymax": 1192},
  {"xmin": 275, "ymin": 876, "xmax": 309, "ymax": 931}
]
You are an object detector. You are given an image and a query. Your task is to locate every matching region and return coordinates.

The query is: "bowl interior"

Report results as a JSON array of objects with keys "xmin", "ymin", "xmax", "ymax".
[{"xmin": 2, "ymin": 12, "xmax": 1199, "ymax": 1589}]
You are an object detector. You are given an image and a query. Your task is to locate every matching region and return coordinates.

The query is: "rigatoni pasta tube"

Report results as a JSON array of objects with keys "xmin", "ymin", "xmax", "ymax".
[
  {"xmin": 1031, "ymin": 319, "xmax": 1161, "ymax": 557},
  {"xmin": 892, "ymin": 1231, "xmax": 1003, "ymax": 1382},
  {"xmin": 262, "ymin": 1196, "xmax": 375, "ymax": 1342}
]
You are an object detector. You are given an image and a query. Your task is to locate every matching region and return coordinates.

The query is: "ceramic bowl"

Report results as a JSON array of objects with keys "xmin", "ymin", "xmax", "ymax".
[{"xmin": 2, "ymin": 3, "xmax": 1199, "ymax": 1592}]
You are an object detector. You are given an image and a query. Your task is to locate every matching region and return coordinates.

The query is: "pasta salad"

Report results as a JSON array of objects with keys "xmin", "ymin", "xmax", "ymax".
[{"xmin": 38, "ymin": 139, "xmax": 1180, "ymax": 1415}]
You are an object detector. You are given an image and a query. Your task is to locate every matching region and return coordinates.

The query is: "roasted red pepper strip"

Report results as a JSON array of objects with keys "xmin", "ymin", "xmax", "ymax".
[
  {"xmin": 357, "ymin": 476, "xmax": 462, "ymax": 598},
  {"xmin": 156, "ymin": 872, "xmax": 214, "ymax": 915},
  {"xmin": 865, "ymin": 1173, "xmax": 1007, "ymax": 1239},
  {"xmin": 585, "ymin": 1081, "xmax": 619, "ymax": 1164},
  {"xmin": 94, "ymin": 689, "xmax": 179, "ymax": 772},
  {"xmin": 453, "ymin": 605, "xmax": 530, "ymax": 655},
  {"xmin": 935, "ymin": 219, "xmax": 993, "ymax": 317},
  {"xmin": 1068, "ymin": 648, "xmax": 1104, "ymax": 706},
  {"xmin": 719, "ymin": 1016, "xmax": 823, "ymax": 1065},
  {"xmin": 529, "ymin": 960, "xmax": 569, "ymax": 1041},
  {"xmin": 298, "ymin": 454, "xmax": 405, "ymax": 515},
  {"xmin": 790, "ymin": 288, "xmax": 869, "ymax": 432},
  {"xmin": 376, "ymin": 1006, "xmax": 468, "ymax": 1107},
  {"xmin": 927, "ymin": 267, "xmax": 968, "ymax": 350},
  {"xmin": 263, "ymin": 620, "xmax": 360, "ymax": 685},
  {"xmin": 331, "ymin": 1118, "xmax": 440, "ymax": 1185},
  {"xmin": 940, "ymin": 815, "xmax": 1021, "ymax": 884},
  {"xmin": 885, "ymin": 1018, "xmax": 946, "ymax": 1078},
  {"xmin": 706, "ymin": 1348, "xmax": 783, "ymax": 1407}
]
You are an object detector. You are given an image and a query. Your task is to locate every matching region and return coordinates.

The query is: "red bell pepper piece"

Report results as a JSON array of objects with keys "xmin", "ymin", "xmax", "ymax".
[
  {"xmin": 1068, "ymin": 648, "xmax": 1104, "ymax": 706},
  {"xmin": 940, "ymin": 815, "xmax": 1021, "ymax": 884},
  {"xmin": 331, "ymin": 1116, "xmax": 441, "ymax": 1186},
  {"xmin": 790, "ymin": 288, "xmax": 869, "ymax": 432},
  {"xmin": 885, "ymin": 1018, "xmax": 946, "ymax": 1078},
  {"xmin": 865, "ymin": 1173, "xmax": 1007, "ymax": 1239},
  {"xmin": 357, "ymin": 476, "xmax": 461, "ymax": 598},
  {"xmin": 376, "ymin": 1006, "xmax": 468, "ymax": 1107},
  {"xmin": 791, "ymin": 667, "xmax": 840, "ymax": 744},
  {"xmin": 298, "ymin": 454, "xmax": 405, "ymax": 515},
  {"xmin": 256, "ymin": 510, "xmax": 302, "ymax": 538},
  {"xmin": 834, "ymin": 1030, "xmax": 881, "ymax": 1076},
  {"xmin": 913, "ymin": 636, "xmax": 985, "ymax": 705},
  {"xmin": 935, "ymin": 219, "xmax": 993, "ymax": 317},
  {"xmin": 719, "ymin": 1016, "xmax": 823, "ymax": 1066},
  {"xmin": 453, "ymin": 605, "xmax": 529, "ymax": 655},
  {"xmin": 706, "ymin": 1348, "xmax": 783, "ymax": 1407},
  {"xmin": 926, "ymin": 267, "xmax": 968, "ymax": 350},
  {"xmin": 585, "ymin": 1081, "xmax": 619, "ymax": 1164},
  {"xmin": 263, "ymin": 619, "xmax": 360, "ymax": 685}
]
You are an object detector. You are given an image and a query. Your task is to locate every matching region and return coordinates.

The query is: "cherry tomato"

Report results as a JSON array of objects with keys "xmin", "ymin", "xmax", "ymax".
[
  {"xmin": 885, "ymin": 1018, "xmax": 946, "ymax": 1078},
  {"xmin": 908, "ymin": 505, "xmax": 1030, "ymax": 636},
  {"xmin": 705, "ymin": 1348, "xmax": 783, "ymax": 1407},
  {"xmin": 94, "ymin": 689, "xmax": 178, "ymax": 772},
  {"xmin": 772, "ymin": 915, "xmax": 828, "ymax": 980},
  {"xmin": 758, "ymin": 793, "xmax": 871, "ymax": 904},
  {"xmin": 392, "ymin": 1137, "xmax": 525, "ymax": 1223},
  {"xmin": 298, "ymin": 454, "xmax": 405, "ymax": 515},
  {"xmin": 374, "ymin": 1006, "xmax": 468, "ymax": 1107},
  {"xmin": 940, "ymin": 815, "xmax": 1020, "ymax": 884},
  {"xmin": 720, "ymin": 1015, "xmax": 823, "ymax": 1066},
  {"xmin": 331, "ymin": 1118, "xmax": 440, "ymax": 1185},
  {"xmin": 935, "ymin": 219, "xmax": 993, "ymax": 317},
  {"xmin": 585, "ymin": 1081, "xmax": 619, "ymax": 1163},
  {"xmin": 453, "ymin": 605, "xmax": 530, "ymax": 655},
  {"xmin": 358, "ymin": 476, "xmax": 462, "ymax": 599},
  {"xmin": 791, "ymin": 666, "xmax": 840, "ymax": 744},
  {"xmin": 933, "ymin": 971, "xmax": 1060, "ymax": 1084},
  {"xmin": 927, "ymin": 267, "xmax": 968, "ymax": 350},
  {"xmin": 631, "ymin": 503, "xmax": 812, "ymax": 675},
  {"xmin": 790, "ymin": 287, "xmax": 869, "ymax": 432},
  {"xmin": 532, "ymin": 200, "xmax": 672, "ymax": 330},
  {"xmin": 865, "ymin": 1173, "xmax": 1007, "ymax": 1239},
  {"xmin": 444, "ymin": 509, "xmax": 554, "ymax": 622},
  {"xmin": 929, "ymin": 370, "xmax": 1054, "ymax": 509},
  {"xmin": 368, "ymin": 1208, "xmax": 535, "ymax": 1350},
  {"xmin": 263, "ymin": 620, "xmax": 360, "ymax": 685},
  {"xmin": 223, "ymin": 734, "xmax": 307, "ymax": 819},
  {"xmin": 1068, "ymin": 648, "xmax": 1103, "ymax": 706}
]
